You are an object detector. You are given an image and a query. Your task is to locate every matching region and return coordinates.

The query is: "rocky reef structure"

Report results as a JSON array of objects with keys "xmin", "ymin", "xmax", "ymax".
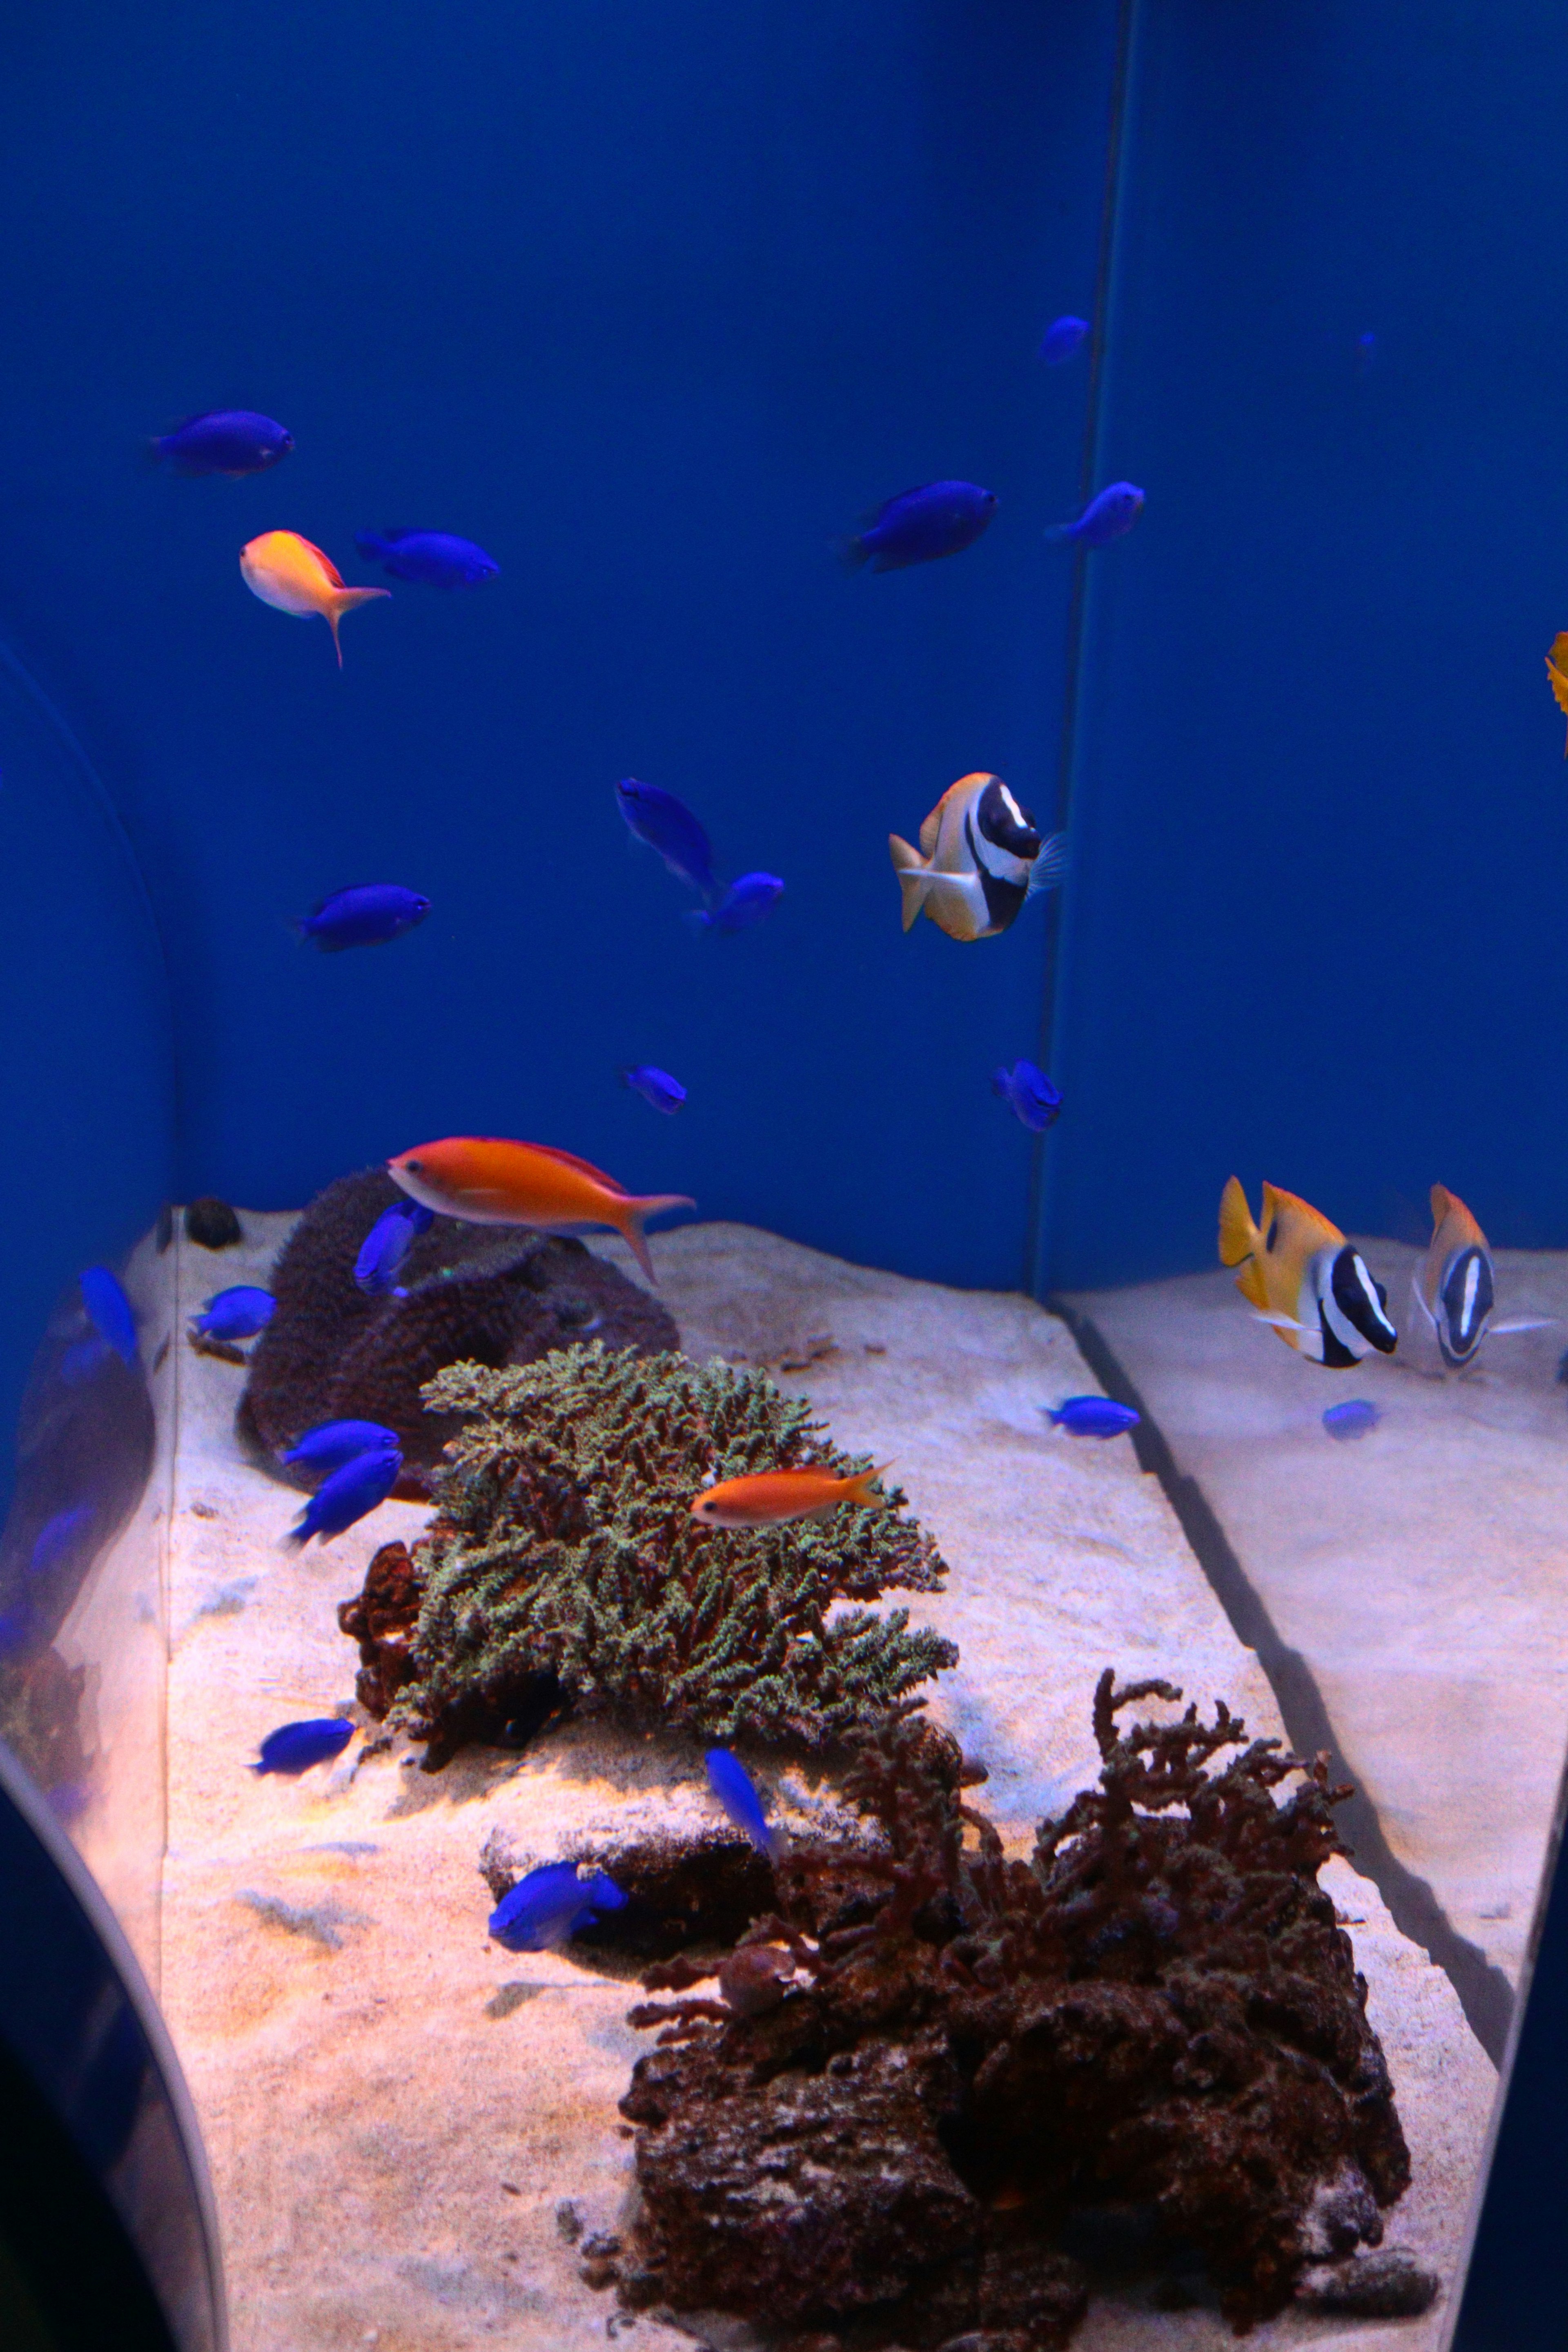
[
  {"xmin": 338, "ymin": 1345, "xmax": 955, "ymax": 1763},
  {"xmin": 608, "ymin": 1673, "xmax": 1416, "ymax": 2344},
  {"xmin": 238, "ymin": 1167, "xmax": 678, "ymax": 1488}
]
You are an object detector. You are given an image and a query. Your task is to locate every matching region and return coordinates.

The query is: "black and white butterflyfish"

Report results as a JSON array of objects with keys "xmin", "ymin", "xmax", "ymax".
[
  {"xmin": 1410, "ymin": 1183, "xmax": 1552, "ymax": 1369},
  {"xmin": 889, "ymin": 771, "xmax": 1067, "ymax": 942},
  {"xmin": 1307, "ymin": 1245, "xmax": 1400, "ymax": 1368},
  {"xmin": 1218, "ymin": 1176, "xmax": 1397, "ymax": 1367}
]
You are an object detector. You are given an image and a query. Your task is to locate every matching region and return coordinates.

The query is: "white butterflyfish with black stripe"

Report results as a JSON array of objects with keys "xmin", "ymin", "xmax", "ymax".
[
  {"xmin": 889, "ymin": 773, "xmax": 1066, "ymax": 943},
  {"xmin": 1409, "ymin": 1184, "xmax": 1553, "ymax": 1369}
]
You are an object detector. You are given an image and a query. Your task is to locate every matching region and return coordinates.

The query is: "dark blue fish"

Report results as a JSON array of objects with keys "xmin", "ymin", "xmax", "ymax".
[
  {"xmin": 29, "ymin": 1503, "xmax": 96, "ymax": 1582},
  {"xmin": 1045, "ymin": 482, "xmax": 1145, "ymax": 549},
  {"xmin": 1039, "ymin": 315, "xmax": 1089, "ymax": 366},
  {"xmin": 842, "ymin": 480, "xmax": 998, "ymax": 573},
  {"xmin": 287, "ymin": 1443, "xmax": 403, "ymax": 1546},
  {"xmin": 151, "ymin": 410, "xmax": 293, "ymax": 477},
  {"xmin": 622, "ymin": 1065, "xmax": 686, "ymax": 1116},
  {"xmin": 1323, "ymin": 1399, "xmax": 1381, "ymax": 1442},
  {"xmin": 296, "ymin": 884, "xmax": 431, "ymax": 953},
  {"xmin": 615, "ymin": 780, "xmax": 720, "ymax": 905},
  {"xmin": 1044, "ymin": 1396, "xmax": 1140, "ymax": 1439},
  {"xmin": 690, "ymin": 873, "xmax": 784, "ymax": 934},
  {"xmin": 192, "ymin": 1286, "xmax": 274, "ymax": 1342},
  {"xmin": 354, "ymin": 530, "xmax": 499, "ymax": 587},
  {"xmin": 992, "ymin": 1060, "xmax": 1062, "ymax": 1135},
  {"xmin": 252, "ymin": 1718, "xmax": 355, "ymax": 1777},
  {"xmin": 80, "ymin": 1267, "xmax": 137, "ymax": 1366},
  {"xmin": 705, "ymin": 1748, "xmax": 780, "ymax": 1859},
  {"xmin": 282, "ymin": 1420, "xmax": 401, "ymax": 1475},
  {"xmin": 354, "ymin": 1202, "xmax": 436, "ymax": 1296},
  {"xmin": 488, "ymin": 1861, "xmax": 629, "ymax": 1952}
]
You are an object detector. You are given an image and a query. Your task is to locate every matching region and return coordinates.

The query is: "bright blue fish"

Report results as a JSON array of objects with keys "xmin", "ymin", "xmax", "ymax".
[
  {"xmin": 615, "ymin": 780, "xmax": 721, "ymax": 905},
  {"xmin": 80, "ymin": 1267, "xmax": 137, "ymax": 1367},
  {"xmin": 29, "ymin": 1503, "xmax": 96, "ymax": 1582},
  {"xmin": 1045, "ymin": 482, "xmax": 1145, "ymax": 549},
  {"xmin": 282, "ymin": 1421, "xmax": 401, "ymax": 1475},
  {"xmin": 252, "ymin": 1718, "xmax": 355, "ymax": 1777},
  {"xmin": 1039, "ymin": 315, "xmax": 1089, "ymax": 365},
  {"xmin": 488, "ymin": 1861, "xmax": 629, "ymax": 1953},
  {"xmin": 1044, "ymin": 1396, "xmax": 1141, "ymax": 1439},
  {"xmin": 354, "ymin": 1202, "xmax": 435, "ymax": 1296},
  {"xmin": 193, "ymin": 1286, "xmax": 275, "ymax": 1342},
  {"xmin": 287, "ymin": 1443, "xmax": 403, "ymax": 1547},
  {"xmin": 296, "ymin": 884, "xmax": 432, "ymax": 953},
  {"xmin": 1323, "ymin": 1399, "xmax": 1382, "ymax": 1442},
  {"xmin": 992, "ymin": 1060, "xmax": 1062, "ymax": 1135},
  {"xmin": 622, "ymin": 1065, "xmax": 687, "ymax": 1116},
  {"xmin": 151, "ymin": 410, "xmax": 292, "ymax": 477},
  {"xmin": 354, "ymin": 530, "xmax": 499, "ymax": 587},
  {"xmin": 842, "ymin": 480, "xmax": 998, "ymax": 573},
  {"xmin": 705, "ymin": 1748, "xmax": 780, "ymax": 1859},
  {"xmin": 690, "ymin": 873, "xmax": 784, "ymax": 934}
]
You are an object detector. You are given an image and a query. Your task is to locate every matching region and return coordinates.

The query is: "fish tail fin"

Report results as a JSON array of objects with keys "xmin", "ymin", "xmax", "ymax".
[
  {"xmin": 1043, "ymin": 521, "xmax": 1076, "ymax": 546},
  {"xmin": 326, "ymin": 586, "xmax": 391, "ymax": 667},
  {"xmin": 889, "ymin": 835, "xmax": 929, "ymax": 931},
  {"xmin": 354, "ymin": 531, "xmax": 390, "ymax": 563},
  {"xmin": 836, "ymin": 534, "xmax": 870, "ymax": 572},
  {"xmin": 618, "ymin": 1195, "xmax": 697, "ymax": 1283},
  {"xmin": 847, "ymin": 1460, "xmax": 895, "ymax": 1506},
  {"xmin": 1218, "ymin": 1176, "xmax": 1258, "ymax": 1268}
]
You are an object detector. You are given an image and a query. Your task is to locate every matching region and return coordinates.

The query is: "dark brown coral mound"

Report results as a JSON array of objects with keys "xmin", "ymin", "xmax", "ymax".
[
  {"xmin": 237, "ymin": 1167, "xmax": 678, "ymax": 1488},
  {"xmin": 612, "ymin": 1675, "xmax": 1410, "ymax": 2344}
]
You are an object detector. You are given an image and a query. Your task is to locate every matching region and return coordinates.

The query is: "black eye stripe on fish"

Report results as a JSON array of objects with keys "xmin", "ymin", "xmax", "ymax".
[{"xmin": 1324, "ymin": 1245, "xmax": 1398, "ymax": 1355}]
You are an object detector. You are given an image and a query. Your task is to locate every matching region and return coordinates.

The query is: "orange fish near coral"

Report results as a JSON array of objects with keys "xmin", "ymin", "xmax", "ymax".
[
  {"xmin": 689, "ymin": 1463, "xmax": 892, "ymax": 1529},
  {"xmin": 1547, "ymin": 633, "xmax": 1568, "ymax": 756},
  {"xmin": 240, "ymin": 531, "xmax": 390, "ymax": 668},
  {"xmin": 386, "ymin": 1136, "xmax": 693, "ymax": 1284}
]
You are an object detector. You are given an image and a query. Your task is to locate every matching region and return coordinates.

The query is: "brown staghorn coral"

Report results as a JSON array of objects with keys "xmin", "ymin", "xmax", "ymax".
[
  {"xmin": 238, "ymin": 1167, "xmax": 677, "ymax": 1490},
  {"xmin": 611, "ymin": 1673, "xmax": 1412, "ymax": 2344},
  {"xmin": 346, "ymin": 1345, "xmax": 955, "ymax": 1764}
]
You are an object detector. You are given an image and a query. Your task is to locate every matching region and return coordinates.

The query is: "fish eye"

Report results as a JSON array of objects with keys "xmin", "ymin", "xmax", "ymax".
[{"xmin": 405, "ymin": 1158, "xmax": 423, "ymax": 1175}]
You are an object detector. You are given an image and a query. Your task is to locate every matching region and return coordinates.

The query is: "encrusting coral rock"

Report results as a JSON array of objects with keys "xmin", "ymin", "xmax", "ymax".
[
  {"xmin": 341, "ymin": 1345, "xmax": 956, "ymax": 1763},
  {"xmin": 609, "ymin": 1674, "xmax": 1412, "ymax": 2344},
  {"xmin": 238, "ymin": 1167, "xmax": 677, "ymax": 1488}
]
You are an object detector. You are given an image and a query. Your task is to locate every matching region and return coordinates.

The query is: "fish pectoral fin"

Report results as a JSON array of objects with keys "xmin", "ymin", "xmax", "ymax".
[
  {"xmin": 1408, "ymin": 1269, "xmax": 1438, "ymax": 1330},
  {"xmin": 1024, "ymin": 833, "xmax": 1069, "ymax": 898},
  {"xmin": 1490, "ymin": 1316, "xmax": 1558, "ymax": 1334}
]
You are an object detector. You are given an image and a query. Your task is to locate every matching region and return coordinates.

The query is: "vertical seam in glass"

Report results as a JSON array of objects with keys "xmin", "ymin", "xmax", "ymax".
[{"xmin": 1025, "ymin": 0, "xmax": 1140, "ymax": 1299}]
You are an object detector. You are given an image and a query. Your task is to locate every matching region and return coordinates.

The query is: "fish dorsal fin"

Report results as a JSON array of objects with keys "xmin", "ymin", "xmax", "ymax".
[
  {"xmin": 510, "ymin": 1139, "xmax": 627, "ymax": 1196},
  {"xmin": 1430, "ymin": 1182, "xmax": 1485, "ymax": 1252},
  {"xmin": 295, "ymin": 535, "xmax": 346, "ymax": 588},
  {"xmin": 1260, "ymin": 1181, "xmax": 1343, "ymax": 1249},
  {"xmin": 1429, "ymin": 1182, "xmax": 1453, "ymax": 1225}
]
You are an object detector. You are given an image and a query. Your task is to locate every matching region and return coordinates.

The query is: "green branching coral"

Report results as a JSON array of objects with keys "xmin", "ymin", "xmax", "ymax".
[{"xmin": 380, "ymin": 1345, "xmax": 955, "ymax": 1759}]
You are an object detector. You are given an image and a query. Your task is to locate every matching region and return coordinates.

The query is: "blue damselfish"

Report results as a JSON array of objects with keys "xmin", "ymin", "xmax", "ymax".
[
  {"xmin": 690, "ymin": 873, "xmax": 784, "ymax": 934},
  {"xmin": 253, "ymin": 1718, "xmax": 355, "ymax": 1776},
  {"xmin": 615, "ymin": 780, "xmax": 720, "ymax": 905},
  {"xmin": 488, "ymin": 1861, "xmax": 628, "ymax": 1952},
  {"xmin": 842, "ymin": 480, "xmax": 998, "ymax": 572},
  {"xmin": 192, "ymin": 1286, "xmax": 275, "ymax": 1342},
  {"xmin": 282, "ymin": 1421, "xmax": 401, "ymax": 1475},
  {"xmin": 354, "ymin": 1202, "xmax": 435, "ymax": 1296},
  {"xmin": 80, "ymin": 1267, "xmax": 138, "ymax": 1366},
  {"xmin": 705, "ymin": 1748, "xmax": 780, "ymax": 1859},
  {"xmin": 296, "ymin": 884, "xmax": 431, "ymax": 953},
  {"xmin": 354, "ymin": 530, "xmax": 499, "ymax": 587},
  {"xmin": 287, "ymin": 1444, "xmax": 403, "ymax": 1546},
  {"xmin": 1045, "ymin": 482, "xmax": 1145, "ymax": 549},
  {"xmin": 622, "ymin": 1065, "xmax": 687, "ymax": 1116},
  {"xmin": 992, "ymin": 1060, "xmax": 1063, "ymax": 1135},
  {"xmin": 152, "ymin": 410, "xmax": 292, "ymax": 477},
  {"xmin": 1323, "ymin": 1399, "xmax": 1382, "ymax": 1441},
  {"xmin": 1044, "ymin": 1396, "xmax": 1141, "ymax": 1439}
]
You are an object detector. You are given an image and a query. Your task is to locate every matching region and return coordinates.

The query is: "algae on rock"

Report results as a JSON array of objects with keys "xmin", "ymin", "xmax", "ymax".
[{"xmin": 378, "ymin": 1345, "xmax": 956, "ymax": 1759}]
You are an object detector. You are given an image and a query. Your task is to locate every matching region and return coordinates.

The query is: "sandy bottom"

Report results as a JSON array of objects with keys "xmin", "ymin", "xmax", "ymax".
[{"xmin": 160, "ymin": 1217, "xmax": 1495, "ymax": 2352}]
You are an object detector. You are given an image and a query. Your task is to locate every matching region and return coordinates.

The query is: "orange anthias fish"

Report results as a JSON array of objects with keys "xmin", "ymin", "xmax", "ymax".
[
  {"xmin": 1547, "ymin": 633, "xmax": 1568, "ymax": 756},
  {"xmin": 689, "ymin": 1463, "xmax": 892, "ymax": 1529},
  {"xmin": 386, "ymin": 1136, "xmax": 693, "ymax": 1284},
  {"xmin": 239, "ymin": 531, "xmax": 390, "ymax": 668}
]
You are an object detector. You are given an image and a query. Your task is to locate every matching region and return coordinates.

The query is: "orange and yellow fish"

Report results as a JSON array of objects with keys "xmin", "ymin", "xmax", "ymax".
[
  {"xmin": 689, "ymin": 1462, "xmax": 892, "ymax": 1529},
  {"xmin": 386, "ymin": 1135, "xmax": 693, "ymax": 1284},
  {"xmin": 240, "ymin": 531, "xmax": 390, "ymax": 668},
  {"xmin": 1218, "ymin": 1175, "xmax": 1397, "ymax": 1367},
  {"xmin": 1547, "ymin": 633, "xmax": 1568, "ymax": 756}
]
